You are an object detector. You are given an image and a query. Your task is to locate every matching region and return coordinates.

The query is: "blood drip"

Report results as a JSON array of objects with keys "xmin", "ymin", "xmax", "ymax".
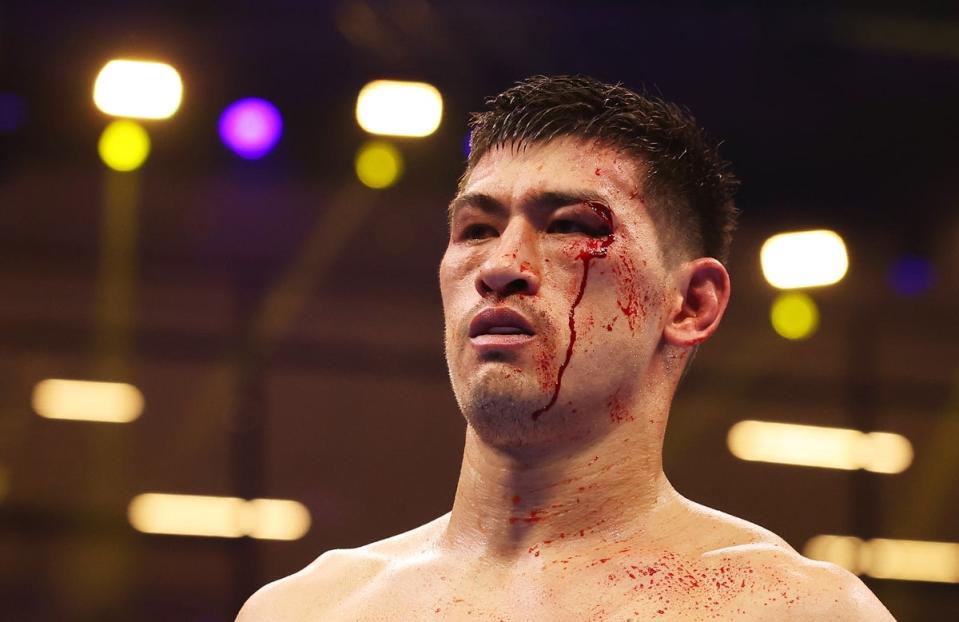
[{"xmin": 532, "ymin": 202, "xmax": 614, "ymax": 420}]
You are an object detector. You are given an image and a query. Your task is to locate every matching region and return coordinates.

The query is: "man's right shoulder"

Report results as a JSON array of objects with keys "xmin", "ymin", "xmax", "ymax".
[
  {"xmin": 235, "ymin": 514, "xmax": 449, "ymax": 622},
  {"xmin": 234, "ymin": 546, "xmax": 388, "ymax": 622}
]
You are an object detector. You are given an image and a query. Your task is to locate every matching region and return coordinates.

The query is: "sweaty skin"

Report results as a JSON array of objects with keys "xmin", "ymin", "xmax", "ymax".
[{"xmin": 237, "ymin": 138, "xmax": 895, "ymax": 621}]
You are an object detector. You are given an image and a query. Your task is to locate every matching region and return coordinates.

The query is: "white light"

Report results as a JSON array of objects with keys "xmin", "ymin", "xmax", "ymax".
[
  {"xmin": 128, "ymin": 493, "xmax": 311, "ymax": 540},
  {"xmin": 32, "ymin": 379, "xmax": 144, "ymax": 423},
  {"xmin": 93, "ymin": 59, "xmax": 183, "ymax": 119},
  {"xmin": 760, "ymin": 229, "xmax": 849, "ymax": 289},
  {"xmin": 804, "ymin": 535, "xmax": 959, "ymax": 584},
  {"xmin": 355, "ymin": 80, "xmax": 443, "ymax": 137},
  {"xmin": 727, "ymin": 420, "xmax": 912, "ymax": 473}
]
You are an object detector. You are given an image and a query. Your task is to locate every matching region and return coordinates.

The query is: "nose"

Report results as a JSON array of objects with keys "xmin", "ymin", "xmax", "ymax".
[{"xmin": 475, "ymin": 219, "xmax": 542, "ymax": 298}]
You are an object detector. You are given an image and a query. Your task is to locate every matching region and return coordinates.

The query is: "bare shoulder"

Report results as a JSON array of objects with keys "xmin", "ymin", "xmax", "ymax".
[
  {"xmin": 792, "ymin": 557, "xmax": 896, "ymax": 621},
  {"xmin": 235, "ymin": 514, "xmax": 449, "ymax": 622},
  {"xmin": 234, "ymin": 547, "xmax": 385, "ymax": 622},
  {"xmin": 678, "ymin": 499, "xmax": 894, "ymax": 619}
]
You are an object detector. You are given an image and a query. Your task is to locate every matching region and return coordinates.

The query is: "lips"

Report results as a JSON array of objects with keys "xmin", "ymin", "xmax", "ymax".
[
  {"xmin": 468, "ymin": 307, "xmax": 537, "ymax": 351},
  {"xmin": 468, "ymin": 307, "xmax": 536, "ymax": 338}
]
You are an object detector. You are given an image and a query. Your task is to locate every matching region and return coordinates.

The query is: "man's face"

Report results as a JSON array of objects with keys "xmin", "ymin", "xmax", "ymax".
[{"xmin": 440, "ymin": 137, "xmax": 675, "ymax": 448}]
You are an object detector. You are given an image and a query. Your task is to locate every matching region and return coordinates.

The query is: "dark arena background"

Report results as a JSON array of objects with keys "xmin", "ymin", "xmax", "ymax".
[{"xmin": 1, "ymin": 1, "xmax": 958, "ymax": 620}]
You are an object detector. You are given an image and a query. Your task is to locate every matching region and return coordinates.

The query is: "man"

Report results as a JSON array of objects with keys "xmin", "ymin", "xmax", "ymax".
[{"xmin": 238, "ymin": 75, "xmax": 895, "ymax": 620}]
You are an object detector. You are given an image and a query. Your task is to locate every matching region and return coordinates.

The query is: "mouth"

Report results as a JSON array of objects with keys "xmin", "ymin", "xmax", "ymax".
[{"xmin": 468, "ymin": 307, "xmax": 536, "ymax": 350}]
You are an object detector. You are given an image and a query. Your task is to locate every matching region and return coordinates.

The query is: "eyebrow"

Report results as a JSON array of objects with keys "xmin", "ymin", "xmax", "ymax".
[{"xmin": 447, "ymin": 190, "xmax": 610, "ymax": 221}]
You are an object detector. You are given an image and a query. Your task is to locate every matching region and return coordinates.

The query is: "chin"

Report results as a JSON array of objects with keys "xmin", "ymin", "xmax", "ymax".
[{"xmin": 454, "ymin": 375, "xmax": 584, "ymax": 450}]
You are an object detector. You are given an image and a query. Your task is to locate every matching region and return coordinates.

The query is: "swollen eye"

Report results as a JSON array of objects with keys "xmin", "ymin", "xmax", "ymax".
[
  {"xmin": 547, "ymin": 220, "xmax": 581, "ymax": 234},
  {"xmin": 548, "ymin": 219, "xmax": 605, "ymax": 236},
  {"xmin": 461, "ymin": 224, "xmax": 498, "ymax": 240}
]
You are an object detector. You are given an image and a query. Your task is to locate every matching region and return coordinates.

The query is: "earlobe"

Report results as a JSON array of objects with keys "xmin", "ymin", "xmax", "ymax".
[{"xmin": 662, "ymin": 258, "xmax": 731, "ymax": 347}]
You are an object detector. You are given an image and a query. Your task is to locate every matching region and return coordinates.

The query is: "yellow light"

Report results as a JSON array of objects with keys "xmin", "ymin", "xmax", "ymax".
[
  {"xmin": 760, "ymin": 229, "xmax": 849, "ymax": 289},
  {"xmin": 804, "ymin": 535, "xmax": 959, "ymax": 584},
  {"xmin": 355, "ymin": 80, "xmax": 443, "ymax": 137},
  {"xmin": 32, "ymin": 379, "xmax": 144, "ymax": 423},
  {"xmin": 355, "ymin": 141, "xmax": 403, "ymax": 189},
  {"xmin": 862, "ymin": 538, "xmax": 959, "ymax": 583},
  {"xmin": 129, "ymin": 493, "xmax": 247, "ymax": 538},
  {"xmin": 804, "ymin": 535, "xmax": 864, "ymax": 573},
  {"xmin": 245, "ymin": 498, "xmax": 312, "ymax": 541},
  {"xmin": 727, "ymin": 420, "xmax": 913, "ymax": 473},
  {"xmin": 98, "ymin": 120, "xmax": 151, "ymax": 172},
  {"xmin": 93, "ymin": 59, "xmax": 183, "ymax": 119},
  {"xmin": 770, "ymin": 291, "xmax": 819, "ymax": 340},
  {"xmin": 127, "ymin": 493, "xmax": 311, "ymax": 540},
  {"xmin": 859, "ymin": 432, "xmax": 914, "ymax": 474}
]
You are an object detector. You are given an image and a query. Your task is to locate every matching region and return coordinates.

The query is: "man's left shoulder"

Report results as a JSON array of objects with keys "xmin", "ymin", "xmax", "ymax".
[
  {"xmin": 706, "ymin": 543, "xmax": 896, "ymax": 621},
  {"xmin": 794, "ymin": 556, "xmax": 896, "ymax": 621}
]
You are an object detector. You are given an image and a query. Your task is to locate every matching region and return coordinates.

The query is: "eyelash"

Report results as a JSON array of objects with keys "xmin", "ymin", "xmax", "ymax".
[{"xmin": 456, "ymin": 218, "xmax": 608, "ymax": 241}]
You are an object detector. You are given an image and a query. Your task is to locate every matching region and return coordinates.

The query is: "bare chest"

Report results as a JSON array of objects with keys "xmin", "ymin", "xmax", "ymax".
[{"xmin": 326, "ymin": 559, "xmax": 797, "ymax": 622}]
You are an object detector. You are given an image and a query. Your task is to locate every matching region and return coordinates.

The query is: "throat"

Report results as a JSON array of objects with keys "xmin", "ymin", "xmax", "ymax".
[{"xmin": 443, "ymin": 427, "xmax": 674, "ymax": 559}]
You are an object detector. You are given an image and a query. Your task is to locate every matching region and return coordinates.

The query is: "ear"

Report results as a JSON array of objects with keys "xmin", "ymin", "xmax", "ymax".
[{"xmin": 662, "ymin": 257, "xmax": 731, "ymax": 347}]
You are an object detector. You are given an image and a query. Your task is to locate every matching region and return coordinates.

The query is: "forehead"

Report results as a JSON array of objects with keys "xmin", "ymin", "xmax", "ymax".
[{"xmin": 460, "ymin": 137, "xmax": 643, "ymax": 207}]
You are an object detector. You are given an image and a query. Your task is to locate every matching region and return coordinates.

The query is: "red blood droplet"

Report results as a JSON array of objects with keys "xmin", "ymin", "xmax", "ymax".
[{"xmin": 531, "ymin": 202, "xmax": 614, "ymax": 420}]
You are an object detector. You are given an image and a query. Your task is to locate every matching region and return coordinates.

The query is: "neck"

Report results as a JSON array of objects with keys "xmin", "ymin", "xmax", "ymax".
[{"xmin": 441, "ymin": 400, "xmax": 682, "ymax": 562}]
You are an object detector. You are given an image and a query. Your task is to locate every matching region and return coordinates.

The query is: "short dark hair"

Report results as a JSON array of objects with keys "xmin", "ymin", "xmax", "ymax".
[{"xmin": 462, "ymin": 75, "xmax": 739, "ymax": 264}]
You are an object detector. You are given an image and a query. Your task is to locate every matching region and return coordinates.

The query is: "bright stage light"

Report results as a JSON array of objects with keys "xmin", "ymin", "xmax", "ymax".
[
  {"xmin": 727, "ymin": 420, "xmax": 913, "ymax": 473},
  {"xmin": 218, "ymin": 98, "xmax": 283, "ymax": 159},
  {"xmin": 804, "ymin": 535, "xmax": 865, "ymax": 573},
  {"xmin": 128, "ymin": 493, "xmax": 311, "ymax": 540},
  {"xmin": 770, "ymin": 291, "xmax": 819, "ymax": 340},
  {"xmin": 93, "ymin": 59, "xmax": 183, "ymax": 119},
  {"xmin": 128, "ymin": 493, "xmax": 247, "ymax": 538},
  {"xmin": 356, "ymin": 80, "xmax": 443, "ymax": 137},
  {"xmin": 863, "ymin": 539, "xmax": 959, "ymax": 583},
  {"xmin": 98, "ymin": 120, "xmax": 150, "ymax": 172},
  {"xmin": 760, "ymin": 229, "xmax": 848, "ymax": 289},
  {"xmin": 32, "ymin": 379, "xmax": 144, "ymax": 423},
  {"xmin": 355, "ymin": 141, "xmax": 403, "ymax": 189},
  {"xmin": 804, "ymin": 535, "xmax": 959, "ymax": 583},
  {"xmin": 245, "ymin": 498, "xmax": 312, "ymax": 541}
]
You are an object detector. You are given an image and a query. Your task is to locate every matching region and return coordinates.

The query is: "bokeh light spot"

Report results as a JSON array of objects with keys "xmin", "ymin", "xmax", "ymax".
[
  {"xmin": 355, "ymin": 80, "xmax": 443, "ymax": 137},
  {"xmin": 770, "ymin": 291, "xmax": 819, "ymax": 340},
  {"xmin": 889, "ymin": 255, "xmax": 934, "ymax": 296},
  {"xmin": 0, "ymin": 93, "xmax": 26, "ymax": 132},
  {"xmin": 218, "ymin": 98, "xmax": 283, "ymax": 159},
  {"xmin": 98, "ymin": 120, "xmax": 151, "ymax": 172},
  {"xmin": 760, "ymin": 229, "xmax": 848, "ymax": 289},
  {"xmin": 93, "ymin": 59, "xmax": 183, "ymax": 119},
  {"xmin": 355, "ymin": 141, "xmax": 403, "ymax": 189}
]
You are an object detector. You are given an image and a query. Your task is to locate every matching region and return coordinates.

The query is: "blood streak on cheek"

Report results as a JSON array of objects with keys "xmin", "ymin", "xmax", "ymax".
[
  {"xmin": 612, "ymin": 254, "xmax": 645, "ymax": 331},
  {"xmin": 532, "ymin": 202, "xmax": 614, "ymax": 420}
]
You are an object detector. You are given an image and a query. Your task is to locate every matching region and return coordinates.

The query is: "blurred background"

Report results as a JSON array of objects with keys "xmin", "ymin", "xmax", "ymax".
[{"xmin": 1, "ymin": 1, "xmax": 958, "ymax": 620}]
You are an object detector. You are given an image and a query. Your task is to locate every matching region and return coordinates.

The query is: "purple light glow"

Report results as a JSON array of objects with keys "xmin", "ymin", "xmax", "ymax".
[{"xmin": 218, "ymin": 98, "xmax": 283, "ymax": 159}]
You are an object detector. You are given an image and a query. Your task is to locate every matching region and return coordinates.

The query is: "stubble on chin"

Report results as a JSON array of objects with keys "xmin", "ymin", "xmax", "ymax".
[{"xmin": 455, "ymin": 371, "xmax": 554, "ymax": 448}]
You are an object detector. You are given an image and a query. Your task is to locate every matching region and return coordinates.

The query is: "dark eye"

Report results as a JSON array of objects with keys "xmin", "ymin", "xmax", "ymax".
[
  {"xmin": 460, "ymin": 223, "xmax": 498, "ymax": 241},
  {"xmin": 548, "ymin": 219, "xmax": 604, "ymax": 236},
  {"xmin": 547, "ymin": 219, "xmax": 579, "ymax": 234}
]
